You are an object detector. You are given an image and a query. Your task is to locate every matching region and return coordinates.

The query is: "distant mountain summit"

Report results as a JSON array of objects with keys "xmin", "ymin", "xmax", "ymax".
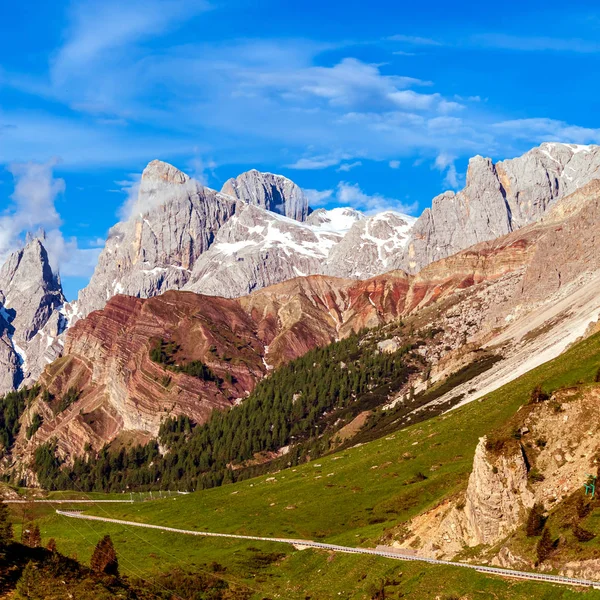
[
  {"xmin": 0, "ymin": 236, "xmax": 66, "ymax": 392},
  {"xmin": 1, "ymin": 142, "xmax": 600, "ymax": 394},
  {"xmin": 402, "ymin": 142, "xmax": 600, "ymax": 271},
  {"xmin": 221, "ymin": 169, "xmax": 310, "ymax": 222}
]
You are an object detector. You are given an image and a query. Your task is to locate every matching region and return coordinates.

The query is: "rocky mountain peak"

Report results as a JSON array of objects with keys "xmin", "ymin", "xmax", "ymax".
[
  {"xmin": 0, "ymin": 236, "xmax": 66, "ymax": 393},
  {"xmin": 141, "ymin": 159, "xmax": 190, "ymax": 185},
  {"xmin": 465, "ymin": 155, "xmax": 495, "ymax": 184},
  {"xmin": 0, "ymin": 237, "xmax": 63, "ymax": 339},
  {"xmin": 221, "ymin": 169, "xmax": 309, "ymax": 222},
  {"xmin": 401, "ymin": 141, "xmax": 600, "ymax": 272}
]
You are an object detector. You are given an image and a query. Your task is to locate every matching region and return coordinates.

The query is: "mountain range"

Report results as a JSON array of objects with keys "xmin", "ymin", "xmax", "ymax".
[
  {"xmin": 5, "ymin": 140, "xmax": 600, "ymax": 591},
  {"xmin": 2, "ymin": 141, "xmax": 598, "ymax": 400}
]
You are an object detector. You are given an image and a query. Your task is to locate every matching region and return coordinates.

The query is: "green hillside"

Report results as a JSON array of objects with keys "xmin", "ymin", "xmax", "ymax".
[{"xmin": 10, "ymin": 331, "xmax": 600, "ymax": 597}]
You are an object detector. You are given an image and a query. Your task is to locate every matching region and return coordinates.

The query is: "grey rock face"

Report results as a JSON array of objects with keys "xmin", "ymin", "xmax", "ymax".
[
  {"xmin": 325, "ymin": 211, "xmax": 416, "ymax": 278},
  {"xmin": 402, "ymin": 142, "xmax": 600, "ymax": 272},
  {"xmin": 0, "ymin": 237, "xmax": 66, "ymax": 393},
  {"xmin": 184, "ymin": 204, "xmax": 417, "ymax": 298},
  {"xmin": 184, "ymin": 203, "xmax": 342, "ymax": 298},
  {"xmin": 221, "ymin": 170, "xmax": 309, "ymax": 222},
  {"xmin": 75, "ymin": 160, "xmax": 237, "ymax": 318},
  {"xmin": 0, "ymin": 320, "xmax": 20, "ymax": 393}
]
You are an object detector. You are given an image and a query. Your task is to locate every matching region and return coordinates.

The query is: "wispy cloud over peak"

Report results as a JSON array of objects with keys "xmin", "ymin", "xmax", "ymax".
[
  {"xmin": 0, "ymin": 160, "xmax": 102, "ymax": 278},
  {"xmin": 492, "ymin": 118, "xmax": 600, "ymax": 144}
]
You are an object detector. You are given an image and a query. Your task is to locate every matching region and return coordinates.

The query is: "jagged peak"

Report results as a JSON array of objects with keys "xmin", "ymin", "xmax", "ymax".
[
  {"xmin": 230, "ymin": 168, "xmax": 295, "ymax": 183},
  {"xmin": 141, "ymin": 160, "xmax": 190, "ymax": 185},
  {"xmin": 220, "ymin": 168, "xmax": 308, "ymax": 222}
]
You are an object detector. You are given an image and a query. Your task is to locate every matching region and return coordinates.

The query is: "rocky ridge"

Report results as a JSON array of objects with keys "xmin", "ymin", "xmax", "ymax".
[
  {"xmin": 397, "ymin": 385, "xmax": 600, "ymax": 572},
  {"xmin": 2, "ymin": 142, "xmax": 600, "ymax": 395},
  {"xmin": 16, "ymin": 251, "xmax": 528, "ymax": 469},
  {"xmin": 0, "ymin": 236, "xmax": 66, "ymax": 392},
  {"xmin": 401, "ymin": 142, "xmax": 600, "ymax": 272},
  {"xmin": 221, "ymin": 169, "xmax": 309, "ymax": 221}
]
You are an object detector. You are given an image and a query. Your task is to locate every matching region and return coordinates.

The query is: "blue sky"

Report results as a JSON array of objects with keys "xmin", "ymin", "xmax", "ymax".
[{"xmin": 2, "ymin": 0, "xmax": 600, "ymax": 299}]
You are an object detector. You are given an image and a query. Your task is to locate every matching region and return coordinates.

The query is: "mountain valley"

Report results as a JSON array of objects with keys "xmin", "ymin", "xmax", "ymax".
[{"xmin": 3, "ymin": 142, "xmax": 600, "ymax": 598}]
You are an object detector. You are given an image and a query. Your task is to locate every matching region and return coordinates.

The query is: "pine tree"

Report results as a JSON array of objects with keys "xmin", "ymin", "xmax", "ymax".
[
  {"xmin": 525, "ymin": 503, "xmax": 545, "ymax": 537},
  {"xmin": 536, "ymin": 527, "xmax": 554, "ymax": 563},
  {"xmin": 27, "ymin": 524, "xmax": 41, "ymax": 548},
  {"xmin": 91, "ymin": 534, "xmax": 119, "ymax": 576},
  {"xmin": 16, "ymin": 561, "xmax": 40, "ymax": 597},
  {"xmin": 0, "ymin": 498, "xmax": 12, "ymax": 546}
]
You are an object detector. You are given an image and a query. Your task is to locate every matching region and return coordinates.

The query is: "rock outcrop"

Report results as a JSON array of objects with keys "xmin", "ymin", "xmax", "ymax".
[
  {"xmin": 221, "ymin": 169, "xmax": 309, "ymax": 221},
  {"xmin": 399, "ymin": 384, "xmax": 600, "ymax": 561},
  {"xmin": 402, "ymin": 142, "xmax": 600, "ymax": 272},
  {"xmin": 325, "ymin": 211, "xmax": 416, "ymax": 278},
  {"xmin": 74, "ymin": 160, "xmax": 238, "ymax": 319},
  {"xmin": 398, "ymin": 437, "xmax": 534, "ymax": 559},
  {"xmin": 0, "ymin": 237, "xmax": 66, "ymax": 393},
  {"xmin": 183, "ymin": 204, "xmax": 344, "ymax": 298}
]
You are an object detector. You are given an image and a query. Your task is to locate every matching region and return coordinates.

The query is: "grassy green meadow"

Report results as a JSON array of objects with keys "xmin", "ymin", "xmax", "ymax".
[{"xmin": 10, "ymin": 331, "xmax": 600, "ymax": 598}]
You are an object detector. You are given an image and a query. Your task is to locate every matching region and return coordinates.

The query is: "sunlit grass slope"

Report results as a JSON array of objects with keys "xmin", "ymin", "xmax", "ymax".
[{"xmin": 20, "ymin": 331, "xmax": 600, "ymax": 599}]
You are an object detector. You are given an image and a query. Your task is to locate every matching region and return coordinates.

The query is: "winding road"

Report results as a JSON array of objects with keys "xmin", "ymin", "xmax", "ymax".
[{"xmin": 56, "ymin": 510, "xmax": 600, "ymax": 590}]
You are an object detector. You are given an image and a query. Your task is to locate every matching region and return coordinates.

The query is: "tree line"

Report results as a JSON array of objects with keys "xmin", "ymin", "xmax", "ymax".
[{"xmin": 32, "ymin": 329, "xmax": 418, "ymax": 492}]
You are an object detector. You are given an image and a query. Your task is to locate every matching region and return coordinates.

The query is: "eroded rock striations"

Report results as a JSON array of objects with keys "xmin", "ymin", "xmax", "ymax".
[{"xmin": 18, "ymin": 255, "xmax": 523, "ymax": 466}]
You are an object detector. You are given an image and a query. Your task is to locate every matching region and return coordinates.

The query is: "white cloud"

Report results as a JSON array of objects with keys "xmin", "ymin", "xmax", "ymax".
[
  {"xmin": 389, "ymin": 160, "xmax": 401, "ymax": 169},
  {"xmin": 336, "ymin": 161, "xmax": 362, "ymax": 172},
  {"xmin": 0, "ymin": 160, "xmax": 103, "ymax": 278},
  {"xmin": 187, "ymin": 156, "xmax": 217, "ymax": 186},
  {"xmin": 443, "ymin": 164, "xmax": 461, "ymax": 189},
  {"xmin": 434, "ymin": 152, "xmax": 455, "ymax": 170},
  {"xmin": 0, "ymin": 160, "xmax": 64, "ymax": 262},
  {"xmin": 304, "ymin": 188, "xmax": 334, "ymax": 206},
  {"xmin": 52, "ymin": 0, "xmax": 211, "ymax": 91},
  {"xmin": 305, "ymin": 182, "xmax": 416, "ymax": 215},
  {"xmin": 3, "ymin": 1, "xmax": 600, "ymax": 181},
  {"xmin": 434, "ymin": 152, "xmax": 463, "ymax": 190},
  {"xmin": 43, "ymin": 230, "xmax": 103, "ymax": 278},
  {"xmin": 492, "ymin": 118, "xmax": 600, "ymax": 144},
  {"xmin": 438, "ymin": 99, "xmax": 465, "ymax": 113},
  {"xmin": 287, "ymin": 155, "xmax": 345, "ymax": 170},
  {"xmin": 388, "ymin": 34, "xmax": 442, "ymax": 46},
  {"xmin": 389, "ymin": 90, "xmax": 439, "ymax": 111},
  {"xmin": 115, "ymin": 173, "xmax": 142, "ymax": 220}
]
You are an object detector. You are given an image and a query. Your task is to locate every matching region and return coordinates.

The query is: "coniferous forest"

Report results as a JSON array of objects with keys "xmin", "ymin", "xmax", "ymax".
[{"xmin": 30, "ymin": 329, "xmax": 422, "ymax": 492}]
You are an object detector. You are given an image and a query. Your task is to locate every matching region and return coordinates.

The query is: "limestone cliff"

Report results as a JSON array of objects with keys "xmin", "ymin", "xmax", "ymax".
[
  {"xmin": 0, "ymin": 237, "xmax": 66, "ymax": 393},
  {"xmin": 221, "ymin": 169, "xmax": 309, "ymax": 221},
  {"xmin": 401, "ymin": 142, "xmax": 600, "ymax": 272},
  {"xmin": 398, "ymin": 437, "xmax": 534, "ymax": 558}
]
